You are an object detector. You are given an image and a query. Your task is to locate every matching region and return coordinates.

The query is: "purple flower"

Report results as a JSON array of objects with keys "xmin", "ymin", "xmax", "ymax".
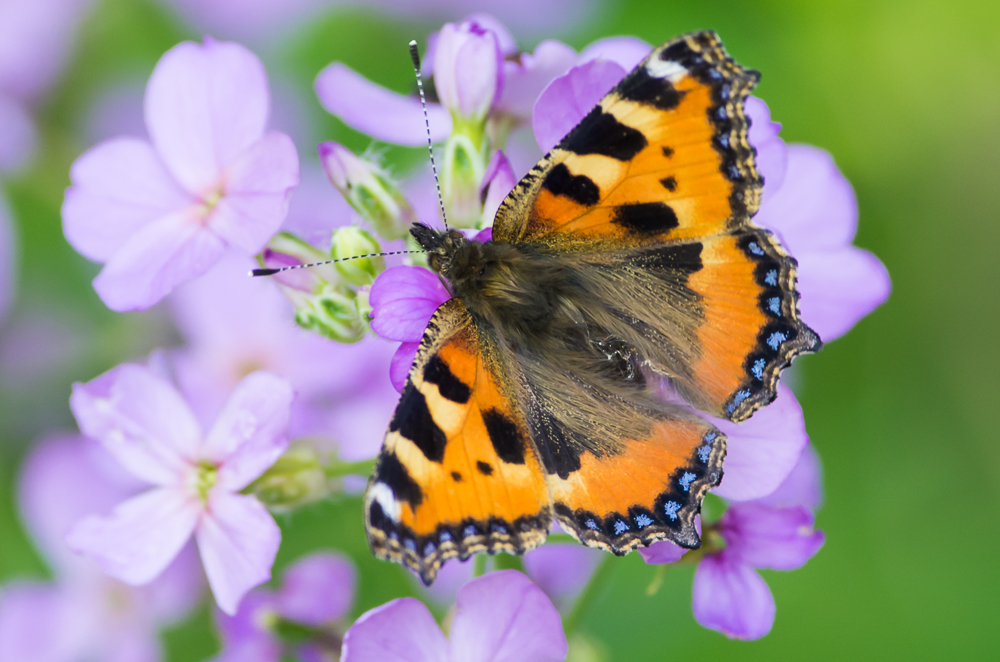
[
  {"xmin": 342, "ymin": 570, "xmax": 567, "ymax": 662},
  {"xmin": 434, "ymin": 20, "xmax": 504, "ymax": 122},
  {"xmin": 692, "ymin": 502, "xmax": 824, "ymax": 639},
  {"xmin": 369, "ymin": 265, "xmax": 450, "ymax": 393},
  {"xmin": 212, "ymin": 552, "xmax": 356, "ymax": 662},
  {"xmin": 65, "ymin": 363, "xmax": 293, "ymax": 614},
  {"xmin": 170, "ymin": 251, "xmax": 398, "ymax": 460},
  {"xmin": 641, "ymin": 447, "xmax": 825, "ymax": 639},
  {"xmin": 0, "ymin": 434, "xmax": 202, "ymax": 662},
  {"xmin": 62, "ymin": 38, "xmax": 299, "ymax": 312},
  {"xmin": 533, "ymin": 59, "xmax": 627, "ymax": 153}
]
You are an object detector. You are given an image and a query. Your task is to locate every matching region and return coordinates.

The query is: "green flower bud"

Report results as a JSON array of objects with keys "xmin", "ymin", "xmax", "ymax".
[
  {"xmin": 293, "ymin": 284, "xmax": 366, "ymax": 344},
  {"xmin": 244, "ymin": 445, "xmax": 329, "ymax": 512},
  {"xmin": 441, "ymin": 131, "xmax": 489, "ymax": 229},
  {"xmin": 318, "ymin": 142, "xmax": 416, "ymax": 240},
  {"xmin": 331, "ymin": 226, "xmax": 384, "ymax": 287}
]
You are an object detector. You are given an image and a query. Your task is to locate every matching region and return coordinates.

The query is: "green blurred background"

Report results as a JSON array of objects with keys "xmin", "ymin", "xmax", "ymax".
[{"xmin": 1, "ymin": 0, "xmax": 997, "ymax": 659}]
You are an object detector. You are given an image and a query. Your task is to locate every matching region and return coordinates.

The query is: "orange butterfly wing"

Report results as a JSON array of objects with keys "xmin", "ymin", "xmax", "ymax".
[
  {"xmin": 493, "ymin": 31, "xmax": 819, "ymax": 421},
  {"xmin": 365, "ymin": 298, "xmax": 551, "ymax": 583}
]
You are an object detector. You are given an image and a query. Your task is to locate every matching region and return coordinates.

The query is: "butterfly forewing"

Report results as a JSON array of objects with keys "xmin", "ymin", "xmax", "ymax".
[{"xmin": 364, "ymin": 299, "xmax": 551, "ymax": 584}]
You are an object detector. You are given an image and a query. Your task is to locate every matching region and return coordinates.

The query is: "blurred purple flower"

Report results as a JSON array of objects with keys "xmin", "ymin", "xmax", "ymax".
[
  {"xmin": 65, "ymin": 364, "xmax": 293, "ymax": 614},
  {"xmin": 0, "ymin": 434, "xmax": 202, "ymax": 662},
  {"xmin": 170, "ymin": 251, "xmax": 398, "ymax": 460},
  {"xmin": 212, "ymin": 552, "xmax": 356, "ymax": 662},
  {"xmin": 641, "ymin": 447, "xmax": 825, "ymax": 639},
  {"xmin": 342, "ymin": 570, "xmax": 566, "ymax": 662},
  {"xmin": 62, "ymin": 38, "xmax": 299, "ymax": 312}
]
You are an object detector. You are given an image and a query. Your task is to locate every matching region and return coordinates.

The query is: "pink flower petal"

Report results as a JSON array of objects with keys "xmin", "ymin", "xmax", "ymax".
[
  {"xmin": 498, "ymin": 40, "xmax": 577, "ymax": 119},
  {"xmin": 92, "ymin": 207, "xmax": 227, "ymax": 312},
  {"xmin": 276, "ymin": 553, "xmax": 356, "ymax": 626},
  {"xmin": 712, "ymin": 383, "xmax": 808, "ymax": 502},
  {"xmin": 315, "ymin": 63, "xmax": 451, "ymax": 146},
  {"xmin": 62, "ymin": 138, "xmax": 190, "ymax": 261},
  {"xmin": 755, "ymin": 144, "xmax": 857, "ymax": 253},
  {"xmin": 638, "ymin": 539, "xmax": 689, "ymax": 565},
  {"xmin": 533, "ymin": 59, "xmax": 626, "ymax": 154},
  {"xmin": 577, "ymin": 36, "xmax": 652, "ymax": 70},
  {"xmin": 796, "ymin": 246, "xmax": 891, "ymax": 342},
  {"xmin": 434, "ymin": 22, "xmax": 503, "ymax": 120},
  {"xmin": 390, "ymin": 341, "xmax": 420, "ymax": 393},
  {"xmin": 756, "ymin": 444, "xmax": 823, "ymax": 510},
  {"xmin": 481, "ymin": 150, "xmax": 516, "ymax": 226},
  {"xmin": 66, "ymin": 487, "xmax": 201, "ymax": 585},
  {"xmin": 720, "ymin": 503, "xmax": 824, "ymax": 571},
  {"xmin": 204, "ymin": 371, "xmax": 293, "ymax": 491},
  {"xmin": 369, "ymin": 266, "xmax": 450, "ymax": 342},
  {"xmin": 208, "ymin": 131, "xmax": 299, "ymax": 253},
  {"xmin": 523, "ymin": 543, "xmax": 601, "ymax": 603},
  {"xmin": 449, "ymin": 570, "xmax": 567, "ymax": 662},
  {"xmin": 197, "ymin": 491, "xmax": 280, "ymax": 615},
  {"xmin": 745, "ymin": 97, "xmax": 787, "ymax": 202},
  {"xmin": 341, "ymin": 597, "xmax": 448, "ymax": 662},
  {"xmin": 0, "ymin": 583, "xmax": 91, "ymax": 662},
  {"xmin": 70, "ymin": 364, "xmax": 201, "ymax": 484},
  {"xmin": 692, "ymin": 554, "xmax": 775, "ymax": 640},
  {"xmin": 145, "ymin": 39, "xmax": 270, "ymax": 195}
]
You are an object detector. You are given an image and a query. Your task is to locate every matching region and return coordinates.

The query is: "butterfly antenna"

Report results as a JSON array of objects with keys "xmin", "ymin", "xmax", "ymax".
[
  {"xmin": 250, "ymin": 250, "xmax": 426, "ymax": 277},
  {"xmin": 409, "ymin": 39, "xmax": 449, "ymax": 232}
]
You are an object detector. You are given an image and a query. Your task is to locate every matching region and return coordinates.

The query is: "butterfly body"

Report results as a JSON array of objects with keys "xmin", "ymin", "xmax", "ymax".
[{"xmin": 366, "ymin": 31, "xmax": 820, "ymax": 584}]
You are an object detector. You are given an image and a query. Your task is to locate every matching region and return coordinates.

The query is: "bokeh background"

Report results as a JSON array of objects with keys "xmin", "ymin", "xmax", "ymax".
[{"xmin": 1, "ymin": 0, "xmax": 997, "ymax": 659}]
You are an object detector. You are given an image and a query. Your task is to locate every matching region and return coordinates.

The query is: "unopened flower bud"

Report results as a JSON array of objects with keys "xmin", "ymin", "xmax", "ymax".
[
  {"xmin": 293, "ymin": 284, "xmax": 367, "ymax": 343},
  {"xmin": 331, "ymin": 226, "xmax": 384, "ymax": 287},
  {"xmin": 262, "ymin": 232, "xmax": 339, "ymax": 292},
  {"xmin": 245, "ymin": 445, "xmax": 329, "ymax": 512},
  {"xmin": 318, "ymin": 142, "xmax": 415, "ymax": 240},
  {"xmin": 434, "ymin": 21, "xmax": 503, "ymax": 124}
]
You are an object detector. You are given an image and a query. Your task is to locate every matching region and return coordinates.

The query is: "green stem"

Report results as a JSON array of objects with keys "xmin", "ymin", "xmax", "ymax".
[
  {"xmin": 563, "ymin": 554, "xmax": 614, "ymax": 636},
  {"xmin": 324, "ymin": 458, "xmax": 376, "ymax": 479},
  {"xmin": 473, "ymin": 553, "xmax": 488, "ymax": 578}
]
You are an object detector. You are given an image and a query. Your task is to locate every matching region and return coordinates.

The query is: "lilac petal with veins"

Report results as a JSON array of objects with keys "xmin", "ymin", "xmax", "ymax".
[
  {"xmin": 692, "ymin": 553, "xmax": 775, "ymax": 640},
  {"xmin": 577, "ymin": 36, "xmax": 652, "ymax": 70},
  {"xmin": 719, "ymin": 503, "xmax": 825, "ymax": 571},
  {"xmin": 532, "ymin": 59, "xmax": 626, "ymax": 153},
  {"xmin": 448, "ymin": 570, "xmax": 567, "ymax": 662},
  {"xmin": 369, "ymin": 266, "xmax": 450, "ymax": 342},
  {"xmin": 341, "ymin": 597, "xmax": 448, "ymax": 662},
  {"xmin": 756, "ymin": 444, "xmax": 824, "ymax": 510},
  {"xmin": 315, "ymin": 63, "xmax": 451, "ymax": 147}
]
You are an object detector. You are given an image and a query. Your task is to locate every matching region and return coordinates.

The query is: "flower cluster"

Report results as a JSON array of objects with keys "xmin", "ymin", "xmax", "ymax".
[{"xmin": 0, "ymin": 5, "xmax": 892, "ymax": 659}]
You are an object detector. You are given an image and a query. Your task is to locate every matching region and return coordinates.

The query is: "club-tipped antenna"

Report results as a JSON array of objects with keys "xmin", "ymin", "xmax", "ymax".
[
  {"xmin": 250, "ymin": 250, "xmax": 426, "ymax": 277},
  {"xmin": 409, "ymin": 39, "xmax": 449, "ymax": 232}
]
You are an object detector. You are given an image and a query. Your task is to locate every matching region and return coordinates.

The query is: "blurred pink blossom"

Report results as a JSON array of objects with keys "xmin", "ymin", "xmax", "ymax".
[
  {"xmin": 66, "ymin": 364, "xmax": 293, "ymax": 614},
  {"xmin": 62, "ymin": 38, "xmax": 299, "ymax": 311},
  {"xmin": 0, "ymin": 434, "xmax": 202, "ymax": 662}
]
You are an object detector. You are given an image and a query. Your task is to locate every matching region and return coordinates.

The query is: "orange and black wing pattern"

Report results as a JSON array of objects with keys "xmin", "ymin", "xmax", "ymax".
[
  {"xmin": 493, "ymin": 30, "xmax": 820, "ymax": 421},
  {"xmin": 364, "ymin": 298, "xmax": 551, "ymax": 584}
]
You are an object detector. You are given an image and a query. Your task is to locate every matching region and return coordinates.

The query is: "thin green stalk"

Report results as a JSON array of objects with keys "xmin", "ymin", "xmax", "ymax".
[
  {"xmin": 563, "ymin": 554, "xmax": 614, "ymax": 636},
  {"xmin": 324, "ymin": 458, "xmax": 376, "ymax": 479}
]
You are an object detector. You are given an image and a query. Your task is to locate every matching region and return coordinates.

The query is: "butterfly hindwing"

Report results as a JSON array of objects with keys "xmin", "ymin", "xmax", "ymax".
[
  {"xmin": 364, "ymin": 298, "xmax": 552, "ymax": 584},
  {"xmin": 493, "ymin": 30, "xmax": 819, "ymax": 421}
]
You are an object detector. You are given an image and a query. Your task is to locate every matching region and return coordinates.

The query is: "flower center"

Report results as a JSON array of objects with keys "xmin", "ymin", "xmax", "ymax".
[
  {"xmin": 192, "ymin": 460, "xmax": 218, "ymax": 503},
  {"xmin": 199, "ymin": 184, "xmax": 225, "ymax": 218}
]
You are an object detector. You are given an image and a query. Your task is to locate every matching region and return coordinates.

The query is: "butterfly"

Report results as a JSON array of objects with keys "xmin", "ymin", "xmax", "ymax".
[{"xmin": 363, "ymin": 30, "xmax": 820, "ymax": 584}]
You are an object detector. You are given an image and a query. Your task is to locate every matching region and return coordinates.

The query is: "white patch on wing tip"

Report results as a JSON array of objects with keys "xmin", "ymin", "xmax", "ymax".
[
  {"xmin": 646, "ymin": 59, "xmax": 687, "ymax": 83},
  {"xmin": 367, "ymin": 482, "xmax": 401, "ymax": 522}
]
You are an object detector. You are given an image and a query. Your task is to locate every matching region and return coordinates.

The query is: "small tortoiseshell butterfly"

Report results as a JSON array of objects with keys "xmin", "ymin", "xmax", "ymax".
[{"xmin": 364, "ymin": 31, "xmax": 821, "ymax": 583}]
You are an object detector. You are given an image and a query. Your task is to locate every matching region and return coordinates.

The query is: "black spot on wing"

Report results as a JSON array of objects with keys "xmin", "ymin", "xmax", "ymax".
[
  {"xmin": 422, "ymin": 354, "xmax": 471, "ymax": 404},
  {"xmin": 542, "ymin": 163, "xmax": 600, "ymax": 206},
  {"xmin": 660, "ymin": 176, "xmax": 677, "ymax": 191},
  {"xmin": 612, "ymin": 202, "xmax": 679, "ymax": 234},
  {"xmin": 375, "ymin": 450, "xmax": 423, "ymax": 507},
  {"xmin": 451, "ymin": 471, "xmax": 463, "ymax": 482},
  {"xmin": 477, "ymin": 461, "xmax": 493, "ymax": 476},
  {"xmin": 662, "ymin": 146, "xmax": 674, "ymax": 158},
  {"xmin": 561, "ymin": 107, "xmax": 648, "ymax": 161},
  {"xmin": 390, "ymin": 384, "xmax": 447, "ymax": 463},
  {"xmin": 631, "ymin": 242, "xmax": 703, "ymax": 278},
  {"xmin": 618, "ymin": 66, "xmax": 688, "ymax": 111},
  {"xmin": 482, "ymin": 409, "xmax": 526, "ymax": 465}
]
